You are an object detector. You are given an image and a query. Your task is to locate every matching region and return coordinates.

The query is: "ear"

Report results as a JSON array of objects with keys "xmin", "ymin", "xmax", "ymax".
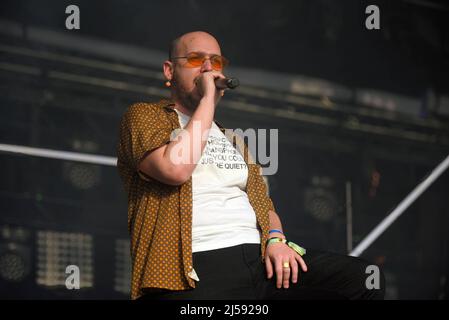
[{"xmin": 163, "ymin": 60, "xmax": 174, "ymax": 81}]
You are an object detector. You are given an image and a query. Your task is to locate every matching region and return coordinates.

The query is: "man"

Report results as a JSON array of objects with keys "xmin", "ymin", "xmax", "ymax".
[{"xmin": 117, "ymin": 31, "xmax": 385, "ymax": 300}]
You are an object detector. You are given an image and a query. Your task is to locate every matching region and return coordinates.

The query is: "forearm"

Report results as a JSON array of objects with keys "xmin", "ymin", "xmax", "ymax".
[
  {"xmin": 268, "ymin": 210, "xmax": 286, "ymax": 240},
  {"xmin": 163, "ymin": 95, "xmax": 215, "ymax": 176}
]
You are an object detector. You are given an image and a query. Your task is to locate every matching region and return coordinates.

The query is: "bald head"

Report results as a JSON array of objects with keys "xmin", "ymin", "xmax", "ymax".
[{"xmin": 169, "ymin": 31, "xmax": 221, "ymax": 60}]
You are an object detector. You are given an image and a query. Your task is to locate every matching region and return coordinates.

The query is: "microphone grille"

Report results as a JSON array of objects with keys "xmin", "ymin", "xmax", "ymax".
[{"xmin": 226, "ymin": 78, "xmax": 240, "ymax": 89}]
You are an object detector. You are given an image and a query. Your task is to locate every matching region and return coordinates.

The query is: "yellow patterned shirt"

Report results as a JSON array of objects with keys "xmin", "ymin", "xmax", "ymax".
[{"xmin": 116, "ymin": 99, "xmax": 275, "ymax": 299}]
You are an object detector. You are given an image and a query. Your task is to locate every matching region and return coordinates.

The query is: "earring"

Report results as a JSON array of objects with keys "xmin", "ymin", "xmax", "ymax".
[{"xmin": 165, "ymin": 80, "xmax": 171, "ymax": 87}]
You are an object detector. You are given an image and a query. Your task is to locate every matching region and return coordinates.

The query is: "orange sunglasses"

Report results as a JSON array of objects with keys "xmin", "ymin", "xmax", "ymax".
[{"xmin": 171, "ymin": 51, "xmax": 229, "ymax": 71}]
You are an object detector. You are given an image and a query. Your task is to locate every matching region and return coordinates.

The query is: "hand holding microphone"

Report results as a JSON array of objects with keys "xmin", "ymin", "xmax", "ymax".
[{"xmin": 194, "ymin": 72, "xmax": 239, "ymax": 103}]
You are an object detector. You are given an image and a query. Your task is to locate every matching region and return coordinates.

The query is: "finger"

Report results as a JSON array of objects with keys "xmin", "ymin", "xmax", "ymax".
[
  {"xmin": 295, "ymin": 253, "xmax": 308, "ymax": 272},
  {"xmin": 212, "ymin": 70, "xmax": 227, "ymax": 79},
  {"xmin": 290, "ymin": 257, "xmax": 299, "ymax": 284},
  {"xmin": 274, "ymin": 258, "xmax": 283, "ymax": 289},
  {"xmin": 282, "ymin": 260, "xmax": 291, "ymax": 289},
  {"xmin": 207, "ymin": 70, "xmax": 226, "ymax": 80},
  {"xmin": 265, "ymin": 257, "xmax": 273, "ymax": 279}
]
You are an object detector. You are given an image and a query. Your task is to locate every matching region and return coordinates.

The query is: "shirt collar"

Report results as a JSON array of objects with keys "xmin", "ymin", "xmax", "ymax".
[{"xmin": 160, "ymin": 98, "xmax": 176, "ymax": 112}]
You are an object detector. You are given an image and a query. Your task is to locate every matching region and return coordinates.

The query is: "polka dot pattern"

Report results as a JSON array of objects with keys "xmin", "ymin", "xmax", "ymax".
[{"xmin": 116, "ymin": 99, "xmax": 274, "ymax": 299}]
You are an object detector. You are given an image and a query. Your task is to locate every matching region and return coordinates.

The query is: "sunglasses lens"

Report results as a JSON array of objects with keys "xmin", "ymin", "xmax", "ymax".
[
  {"xmin": 211, "ymin": 56, "xmax": 224, "ymax": 70},
  {"xmin": 184, "ymin": 53, "xmax": 228, "ymax": 70},
  {"xmin": 186, "ymin": 53, "xmax": 204, "ymax": 67}
]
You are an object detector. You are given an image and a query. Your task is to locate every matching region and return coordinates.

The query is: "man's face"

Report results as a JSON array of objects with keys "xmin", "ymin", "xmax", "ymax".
[{"xmin": 169, "ymin": 33, "xmax": 223, "ymax": 110}]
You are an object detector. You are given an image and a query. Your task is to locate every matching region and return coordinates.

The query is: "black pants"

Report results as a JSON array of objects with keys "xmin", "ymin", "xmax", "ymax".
[{"xmin": 140, "ymin": 243, "xmax": 385, "ymax": 300}]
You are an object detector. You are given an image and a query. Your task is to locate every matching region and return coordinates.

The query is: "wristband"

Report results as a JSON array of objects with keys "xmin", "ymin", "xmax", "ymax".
[
  {"xmin": 268, "ymin": 229, "xmax": 284, "ymax": 235},
  {"xmin": 266, "ymin": 237, "xmax": 307, "ymax": 256}
]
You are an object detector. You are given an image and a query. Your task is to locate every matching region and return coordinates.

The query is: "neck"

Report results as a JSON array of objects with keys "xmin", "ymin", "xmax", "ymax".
[
  {"xmin": 171, "ymin": 93, "xmax": 196, "ymax": 117},
  {"xmin": 173, "ymin": 103, "xmax": 192, "ymax": 117}
]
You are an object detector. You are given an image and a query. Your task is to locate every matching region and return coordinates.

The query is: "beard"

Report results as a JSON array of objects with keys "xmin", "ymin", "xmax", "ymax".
[{"xmin": 172, "ymin": 75, "xmax": 201, "ymax": 112}]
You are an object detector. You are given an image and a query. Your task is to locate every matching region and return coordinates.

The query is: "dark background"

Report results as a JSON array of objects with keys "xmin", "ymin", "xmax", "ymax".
[{"xmin": 0, "ymin": 0, "xmax": 448, "ymax": 299}]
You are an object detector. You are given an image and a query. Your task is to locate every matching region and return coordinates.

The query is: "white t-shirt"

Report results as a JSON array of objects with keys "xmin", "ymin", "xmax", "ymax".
[{"xmin": 174, "ymin": 109, "xmax": 261, "ymax": 253}]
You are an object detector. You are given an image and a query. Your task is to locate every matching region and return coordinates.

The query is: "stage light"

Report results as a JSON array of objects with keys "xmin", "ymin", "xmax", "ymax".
[
  {"xmin": 304, "ymin": 176, "xmax": 338, "ymax": 222},
  {"xmin": 64, "ymin": 163, "xmax": 101, "ymax": 190},
  {"xmin": 0, "ymin": 247, "xmax": 28, "ymax": 282},
  {"xmin": 0, "ymin": 225, "xmax": 31, "ymax": 283},
  {"xmin": 36, "ymin": 231, "xmax": 94, "ymax": 288},
  {"xmin": 114, "ymin": 239, "xmax": 131, "ymax": 295},
  {"xmin": 63, "ymin": 139, "xmax": 101, "ymax": 190}
]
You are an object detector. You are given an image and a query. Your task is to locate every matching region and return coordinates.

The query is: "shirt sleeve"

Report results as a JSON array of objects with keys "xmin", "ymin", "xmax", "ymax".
[
  {"xmin": 117, "ymin": 102, "xmax": 174, "ymax": 172},
  {"xmin": 252, "ymin": 163, "xmax": 276, "ymax": 212}
]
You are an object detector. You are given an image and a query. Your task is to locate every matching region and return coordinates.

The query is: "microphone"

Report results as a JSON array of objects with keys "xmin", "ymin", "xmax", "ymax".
[{"xmin": 215, "ymin": 77, "xmax": 240, "ymax": 90}]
